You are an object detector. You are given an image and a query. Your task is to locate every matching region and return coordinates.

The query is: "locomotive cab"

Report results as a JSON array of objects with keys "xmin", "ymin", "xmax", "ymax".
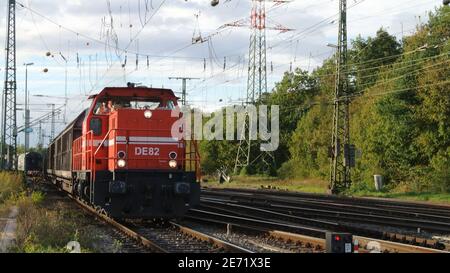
[{"xmin": 71, "ymin": 86, "xmax": 201, "ymax": 219}]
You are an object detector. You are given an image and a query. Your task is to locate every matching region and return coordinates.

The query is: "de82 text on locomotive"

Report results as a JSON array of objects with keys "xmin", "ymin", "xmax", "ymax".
[{"xmin": 46, "ymin": 85, "xmax": 201, "ymax": 219}]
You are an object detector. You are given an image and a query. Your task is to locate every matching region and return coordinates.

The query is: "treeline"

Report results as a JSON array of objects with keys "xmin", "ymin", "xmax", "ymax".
[{"xmin": 200, "ymin": 7, "xmax": 449, "ymax": 193}]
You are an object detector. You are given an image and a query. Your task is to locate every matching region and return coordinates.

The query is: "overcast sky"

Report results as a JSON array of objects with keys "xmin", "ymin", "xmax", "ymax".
[{"xmin": 0, "ymin": 0, "xmax": 443, "ymax": 147}]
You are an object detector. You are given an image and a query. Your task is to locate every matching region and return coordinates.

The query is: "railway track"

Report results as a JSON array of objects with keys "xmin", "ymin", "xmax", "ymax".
[
  {"xmin": 27, "ymin": 177, "xmax": 328, "ymax": 253},
  {"xmin": 201, "ymin": 188, "xmax": 450, "ymax": 233},
  {"xmin": 199, "ymin": 197, "xmax": 449, "ymax": 247},
  {"xmin": 31, "ymin": 177, "xmax": 256, "ymax": 253},
  {"xmin": 186, "ymin": 206, "xmax": 448, "ymax": 253},
  {"xmin": 70, "ymin": 196, "xmax": 253, "ymax": 253},
  {"xmin": 28, "ymin": 177, "xmax": 449, "ymax": 253},
  {"xmin": 203, "ymin": 188, "xmax": 450, "ymax": 217},
  {"xmin": 197, "ymin": 188, "xmax": 450, "ymax": 252}
]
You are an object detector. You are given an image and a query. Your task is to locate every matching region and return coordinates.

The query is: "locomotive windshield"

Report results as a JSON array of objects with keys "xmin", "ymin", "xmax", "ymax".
[{"xmin": 93, "ymin": 97, "xmax": 175, "ymax": 115}]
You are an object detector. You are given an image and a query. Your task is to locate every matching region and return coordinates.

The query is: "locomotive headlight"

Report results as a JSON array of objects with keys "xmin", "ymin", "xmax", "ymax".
[
  {"xmin": 169, "ymin": 160, "xmax": 177, "ymax": 168},
  {"xmin": 144, "ymin": 110, "xmax": 152, "ymax": 119},
  {"xmin": 117, "ymin": 159, "xmax": 126, "ymax": 168}
]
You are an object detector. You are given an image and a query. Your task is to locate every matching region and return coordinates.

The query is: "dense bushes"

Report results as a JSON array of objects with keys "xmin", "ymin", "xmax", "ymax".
[
  {"xmin": 199, "ymin": 7, "xmax": 449, "ymax": 194},
  {"xmin": 281, "ymin": 7, "xmax": 450, "ymax": 193}
]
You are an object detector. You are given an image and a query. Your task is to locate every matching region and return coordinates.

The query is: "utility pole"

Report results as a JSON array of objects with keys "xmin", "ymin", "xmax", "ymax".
[
  {"xmin": 59, "ymin": 52, "xmax": 68, "ymax": 124},
  {"xmin": 50, "ymin": 104, "xmax": 55, "ymax": 143},
  {"xmin": 24, "ymin": 63, "xmax": 34, "ymax": 162},
  {"xmin": 38, "ymin": 120, "xmax": 43, "ymax": 148},
  {"xmin": 1, "ymin": 0, "xmax": 17, "ymax": 170},
  {"xmin": 329, "ymin": 0, "xmax": 354, "ymax": 194},
  {"xmin": 168, "ymin": 77, "xmax": 199, "ymax": 106}
]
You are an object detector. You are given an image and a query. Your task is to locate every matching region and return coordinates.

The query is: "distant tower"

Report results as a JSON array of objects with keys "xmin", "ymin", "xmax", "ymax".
[
  {"xmin": 234, "ymin": 1, "xmax": 290, "ymax": 174},
  {"xmin": 1, "ymin": 0, "xmax": 17, "ymax": 170},
  {"xmin": 193, "ymin": 0, "xmax": 291, "ymax": 174},
  {"xmin": 247, "ymin": 0, "xmax": 267, "ymax": 103},
  {"xmin": 234, "ymin": 0, "xmax": 269, "ymax": 174},
  {"xmin": 234, "ymin": 0, "xmax": 282, "ymax": 173}
]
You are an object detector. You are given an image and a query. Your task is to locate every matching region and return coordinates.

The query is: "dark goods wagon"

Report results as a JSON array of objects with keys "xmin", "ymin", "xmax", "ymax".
[
  {"xmin": 18, "ymin": 152, "xmax": 43, "ymax": 173},
  {"xmin": 46, "ymin": 85, "xmax": 201, "ymax": 219}
]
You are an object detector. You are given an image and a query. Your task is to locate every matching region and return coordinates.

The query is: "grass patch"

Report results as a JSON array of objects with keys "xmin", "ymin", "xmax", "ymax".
[
  {"xmin": 0, "ymin": 172, "xmax": 106, "ymax": 253},
  {"xmin": 203, "ymin": 175, "xmax": 450, "ymax": 205},
  {"xmin": 11, "ymin": 193, "xmax": 104, "ymax": 253},
  {"xmin": 348, "ymin": 181, "xmax": 450, "ymax": 204},
  {"xmin": 351, "ymin": 191, "xmax": 450, "ymax": 204},
  {"xmin": 0, "ymin": 171, "xmax": 24, "ymax": 219},
  {"xmin": 203, "ymin": 175, "xmax": 329, "ymax": 194},
  {"xmin": 0, "ymin": 201, "xmax": 11, "ymax": 217},
  {"xmin": 0, "ymin": 172, "xmax": 24, "ymax": 204}
]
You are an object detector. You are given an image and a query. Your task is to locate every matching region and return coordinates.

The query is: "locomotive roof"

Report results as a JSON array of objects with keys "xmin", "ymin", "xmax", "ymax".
[{"xmin": 88, "ymin": 86, "xmax": 177, "ymax": 100}]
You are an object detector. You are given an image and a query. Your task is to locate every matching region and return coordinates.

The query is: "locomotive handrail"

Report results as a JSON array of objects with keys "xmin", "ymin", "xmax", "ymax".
[
  {"xmin": 73, "ymin": 127, "xmax": 201, "ymax": 182},
  {"xmin": 92, "ymin": 129, "xmax": 114, "ymax": 181},
  {"xmin": 92, "ymin": 128, "xmax": 183, "ymax": 156},
  {"xmin": 94, "ymin": 129, "xmax": 113, "ymax": 156},
  {"xmin": 91, "ymin": 128, "xmax": 200, "ymax": 177}
]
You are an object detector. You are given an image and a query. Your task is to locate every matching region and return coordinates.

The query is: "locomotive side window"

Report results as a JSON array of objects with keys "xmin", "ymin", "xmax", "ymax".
[
  {"xmin": 166, "ymin": 100, "xmax": 175, "ymax": 110},
  {"xmin": 90, "ymin": 118, "xmax": 102, "ymax": 136},
  {"xmin": 94, "ymin": 102, "xmax": 111, "ymax": 115}
]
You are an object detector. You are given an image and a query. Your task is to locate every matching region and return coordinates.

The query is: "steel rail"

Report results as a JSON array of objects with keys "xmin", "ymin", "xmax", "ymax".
[
  {"xmin": 170, "ymin": 222, "xmax": 254, "ymax": 253},
  {"xmin": 69, "ymin": 195, "xmax": 253, "ymax": 253},
  {"xmin": 201, "ymin": 189, "xmax": 450, "ymax": 232},
  {"xmin": 202, "ymin": 188, "xmax": 450, "ymax": 214},
  {"xmin": 185, "ymin": 211, "xmax": 447, "ymax": 253},
  {"xmin": 196, "ymin": 199, "xmax": 447, "ymax": 249},
  {"xmin": 70, "ymin": 196, "xmax": 169, "ymax": 252}
]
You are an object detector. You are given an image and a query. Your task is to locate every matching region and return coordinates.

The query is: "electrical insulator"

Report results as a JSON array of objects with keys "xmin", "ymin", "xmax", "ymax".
[{"xmin": 136, "ymin": 54, "xmax": 139, "ymax": 70}]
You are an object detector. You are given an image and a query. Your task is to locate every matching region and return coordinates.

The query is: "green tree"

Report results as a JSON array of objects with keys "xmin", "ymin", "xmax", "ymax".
[{"xmin": 350, "ymin": 28, "xmax": 402, "ymax": 90}]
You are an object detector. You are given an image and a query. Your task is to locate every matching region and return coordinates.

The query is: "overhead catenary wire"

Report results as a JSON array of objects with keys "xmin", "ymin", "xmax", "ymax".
[
  {"xmin": 16, "ymin": 1, "xmax": 212, "ymax": 61},
  {"xmin": 16, "ymin": 0, "xmax": 445, "ymax": 114},
  {"xmin": 187, "ymin": 0, "xmax": 423, "ymax": 93},
  {"xmin": 187, "ymin": 39, "xmax": 447, "ymax": 95},
  {"xmin": 186, "ymin": 49, "xmax": 449, "ymax": 100}
]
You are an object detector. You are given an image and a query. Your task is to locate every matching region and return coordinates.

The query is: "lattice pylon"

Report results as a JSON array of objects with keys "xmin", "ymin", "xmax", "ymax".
[
  {"xmin": 329, "ymin": 0, "xmax": 351, "ymax": 193},
  {"xmin": 1, "ymin": 0, "xmax": 17, "ymax": 170},
  {"xmin": 234, "ymin": 0, "xmax": 274, "ymax": 175}
]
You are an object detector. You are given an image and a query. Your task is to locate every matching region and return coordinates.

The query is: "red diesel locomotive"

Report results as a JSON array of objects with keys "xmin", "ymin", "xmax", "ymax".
[{"xmin": 46, "ymin": 85, "xmax": 200, "ymax": 219}]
